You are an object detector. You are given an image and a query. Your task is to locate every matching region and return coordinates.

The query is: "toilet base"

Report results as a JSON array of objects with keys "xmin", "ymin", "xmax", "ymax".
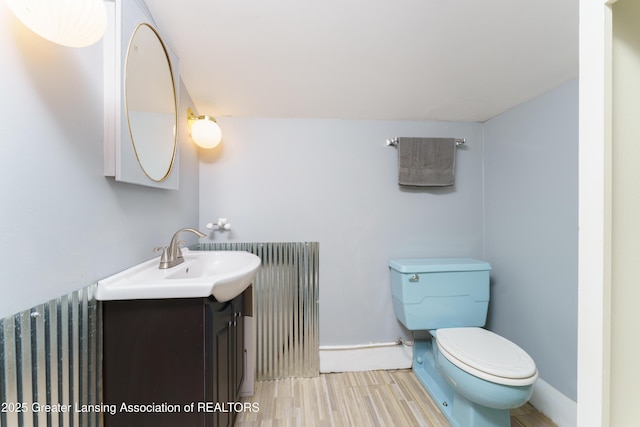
[{"xmin": 413, "ymin": 339, "xmax": 511, "ymax": 427}]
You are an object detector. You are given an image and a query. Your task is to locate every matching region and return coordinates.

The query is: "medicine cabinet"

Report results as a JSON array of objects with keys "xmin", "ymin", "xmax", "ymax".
[{"xmin": 103, "ymin": 0, "xmax": 179, "ymax": 189}]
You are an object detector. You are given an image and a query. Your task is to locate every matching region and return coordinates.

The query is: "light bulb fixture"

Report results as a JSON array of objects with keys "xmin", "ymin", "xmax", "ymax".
[
  {"xmin": 187, "ymin": 108, "xmax": 222, "ymax": 149},
  {"xmin": 6, "ymin": 0, "xmax": 107, "ymax": 48}
]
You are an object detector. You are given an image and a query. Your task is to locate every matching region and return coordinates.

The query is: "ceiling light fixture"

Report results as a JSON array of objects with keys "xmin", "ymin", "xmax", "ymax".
[
  {"xmin": 6, "ymin": 0, "xmax": 108, "ymax": 48},
  {"xmin": 187, "ymin": 108, "xmax": 222, "ymax": 149}
]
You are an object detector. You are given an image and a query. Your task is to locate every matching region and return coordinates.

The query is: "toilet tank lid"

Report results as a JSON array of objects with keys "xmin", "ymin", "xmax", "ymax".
[{"xmin": 389, "ymin": 258, "xmax": 491, "ymax": 273}]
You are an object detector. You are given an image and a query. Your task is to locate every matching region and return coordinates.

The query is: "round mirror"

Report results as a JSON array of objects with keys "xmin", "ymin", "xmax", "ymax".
[{"xmin": 124, "ymin": 23, "xmax": 177, "ymax": 182}]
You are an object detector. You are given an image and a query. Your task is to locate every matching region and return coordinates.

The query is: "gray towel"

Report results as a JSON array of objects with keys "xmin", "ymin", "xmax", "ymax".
[{"xmin": 397, "ymin": 137, "xmax": 457, "ymax": 186}]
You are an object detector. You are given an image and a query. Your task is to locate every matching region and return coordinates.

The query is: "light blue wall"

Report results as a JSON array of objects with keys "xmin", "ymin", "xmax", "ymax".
[
  {"xmin": 483, "ymin": 80, "xmax": 578, "ymax": 400},
  {"xmin": 199, "ymin": 118, "xmax": 485, "ymax": 346},
  {"xmin": 0, "ymin": 5, "xmax": 200, "ymax": 318}
]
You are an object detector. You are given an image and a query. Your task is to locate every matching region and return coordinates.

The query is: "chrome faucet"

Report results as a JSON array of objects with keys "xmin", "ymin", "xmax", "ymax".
[{"xmin": 155, "ymin": 227, "xmax": 207, "ymax": 269}]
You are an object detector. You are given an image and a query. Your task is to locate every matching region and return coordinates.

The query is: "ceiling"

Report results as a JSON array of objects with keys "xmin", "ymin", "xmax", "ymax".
[{"xmin": 144, "ymin": 0, "xmax": 578, "ymax": 123}]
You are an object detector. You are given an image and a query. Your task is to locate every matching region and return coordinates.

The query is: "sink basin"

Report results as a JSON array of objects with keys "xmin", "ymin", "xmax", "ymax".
[{"xmin": 96, "ymin": 249, "xmax": 261, "ymax": 302}]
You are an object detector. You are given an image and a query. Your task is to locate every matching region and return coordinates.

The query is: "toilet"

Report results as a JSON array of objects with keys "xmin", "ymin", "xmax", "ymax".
[{"xmin": 389, "ymin": 258, "xmax": 538, "ymax": 427}]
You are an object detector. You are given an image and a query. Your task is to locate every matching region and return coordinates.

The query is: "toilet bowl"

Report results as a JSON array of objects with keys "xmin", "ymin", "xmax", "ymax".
[
  {"xmin": 389, "ymin": 258, "xmax": 538, "ymax": 427},
  {"xmin": 434, "ymin": 327, "xmax": 537, "ymax": 410}
]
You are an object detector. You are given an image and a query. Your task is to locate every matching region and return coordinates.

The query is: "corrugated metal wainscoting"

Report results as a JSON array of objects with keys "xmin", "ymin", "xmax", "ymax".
[
  {"xmin": 198, "ymin": 242, "xmax": 319, "ymax": 380},
  {"xmin": 0, "ymin": 285, "xmax": 101, "ymax": 427}
]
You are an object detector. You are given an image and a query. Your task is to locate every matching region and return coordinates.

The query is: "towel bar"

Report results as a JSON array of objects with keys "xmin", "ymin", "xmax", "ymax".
[{"xmin": 386, "ymin": 137, "xmax": 466, "ymax": 147}]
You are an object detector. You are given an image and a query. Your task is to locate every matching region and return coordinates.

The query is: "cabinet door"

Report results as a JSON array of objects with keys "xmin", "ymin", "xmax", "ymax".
[
  {"xmin": 103, "ymin": 298, "xmax": 206, "ymax": 427},
  {"xmin": 208, "ymin": 299, "xmax": 233, "ymax": 427},
  {"xmin": 205, "ymin": 294, "xmax": 246, "ymax": 427}
]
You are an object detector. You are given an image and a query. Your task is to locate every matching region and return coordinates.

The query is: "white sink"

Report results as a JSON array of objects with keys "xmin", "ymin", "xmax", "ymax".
[{"xmin": 96, "ymin": 249, "xmax": 261, "ymax": 302}]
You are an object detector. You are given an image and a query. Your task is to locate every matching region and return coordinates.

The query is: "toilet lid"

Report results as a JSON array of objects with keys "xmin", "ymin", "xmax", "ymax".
[{"xmin": 436, "ymin": 327, "xmax": 538, "ymax": 386}]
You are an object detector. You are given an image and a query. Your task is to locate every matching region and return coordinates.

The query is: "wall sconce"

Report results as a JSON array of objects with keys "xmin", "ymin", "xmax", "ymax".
[
  {"xmin": 187, "ymin": 108, "xmax": 222, "ymax": 149},
  {"xmin": 6, "ymin": 0, "xmax": 107, "ymax": 48}
]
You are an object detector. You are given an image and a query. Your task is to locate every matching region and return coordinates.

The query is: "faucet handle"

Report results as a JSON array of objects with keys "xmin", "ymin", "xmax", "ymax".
[{"xmin": 154, "ymin": 246, "xmax": 170, "ymax": 264}]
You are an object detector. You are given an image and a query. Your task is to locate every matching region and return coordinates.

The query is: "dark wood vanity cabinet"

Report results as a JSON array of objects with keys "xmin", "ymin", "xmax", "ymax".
[{"xmin": 103, "ymin": 292, "xmax": 246, "ymax": 427}]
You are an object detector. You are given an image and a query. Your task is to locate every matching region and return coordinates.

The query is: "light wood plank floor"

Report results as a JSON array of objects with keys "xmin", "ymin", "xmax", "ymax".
[{"xmin": 236, "ymin": 370, "xmax": 557, "ymax": 427}]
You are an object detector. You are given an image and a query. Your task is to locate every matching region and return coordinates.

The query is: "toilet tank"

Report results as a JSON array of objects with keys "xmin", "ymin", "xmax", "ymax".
[{"xmin": 389, "ymin": 258, "xmax": 491, "ymax": 330}]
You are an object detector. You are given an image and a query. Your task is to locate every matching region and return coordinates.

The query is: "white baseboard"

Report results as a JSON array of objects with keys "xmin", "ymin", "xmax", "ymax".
[
  {"xmin": 529, "ymin": 378, "xmax": 577, "ymax": 427},
  {"xmin": 319, "ymin": 343, "xmax": 412, "ymax": 373}
]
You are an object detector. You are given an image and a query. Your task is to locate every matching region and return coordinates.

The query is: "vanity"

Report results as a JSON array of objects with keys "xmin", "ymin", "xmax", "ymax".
[
  {"xmin": 98, "ymin": 0, "xmax": 256, "ymax": 420},
  {"xmin": 102, "ymin": 292, "xmax": 249, "ymax": 427},
  {"xmin": 97, "ymin": 249, "xmax": 261, "ymax": 427}
]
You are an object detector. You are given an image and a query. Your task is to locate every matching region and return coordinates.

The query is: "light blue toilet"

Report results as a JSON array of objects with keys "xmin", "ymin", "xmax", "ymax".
[{"xmin": 389, "ymin": 258, "xmax": 538, "ymax": 427}]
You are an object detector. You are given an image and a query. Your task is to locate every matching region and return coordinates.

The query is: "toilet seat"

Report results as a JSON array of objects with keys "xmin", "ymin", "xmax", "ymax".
[{"xmin": 436, "ymin": 327, "xmax": 538, "ymax": 386}]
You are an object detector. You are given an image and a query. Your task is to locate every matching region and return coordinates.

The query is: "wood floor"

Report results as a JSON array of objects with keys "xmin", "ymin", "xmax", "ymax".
[{"xmin": 235, "ymin": 370, "xmax": 557, "ymax": 427}]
